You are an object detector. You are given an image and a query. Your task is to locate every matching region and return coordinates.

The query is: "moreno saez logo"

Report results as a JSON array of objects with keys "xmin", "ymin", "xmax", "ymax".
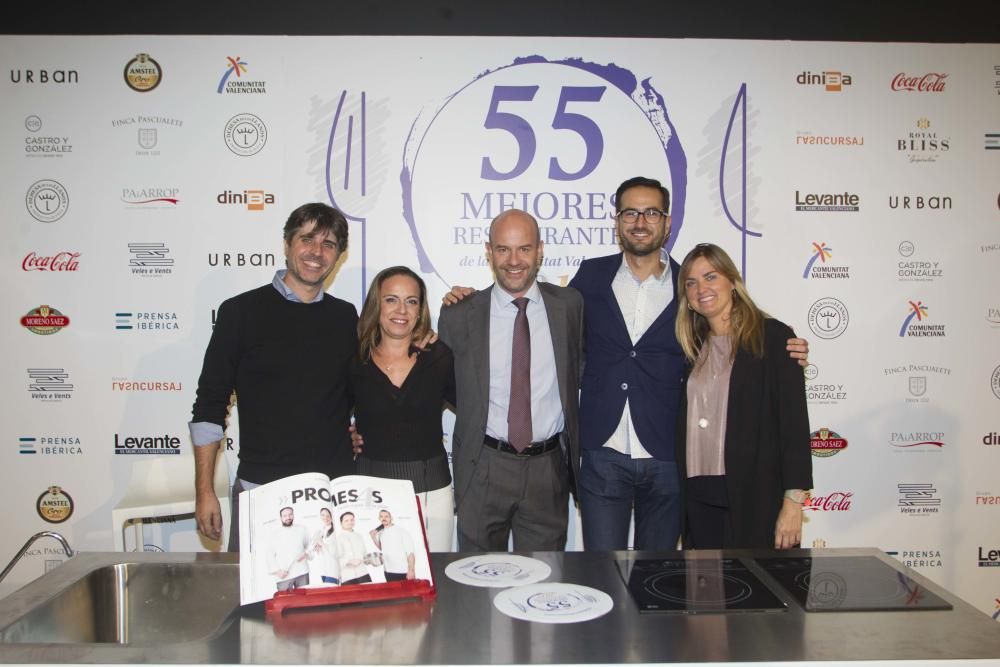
[
  {"xmin": 114, "ymin": 433, "xmax": 181, "ymax": 455},
  {"xmin": 28, "ymin": 368, "xmax": 73, "ymax": 401},
  {"xmin": 9, "ymin": 68, "xmax": 78, "ymax": 84},
  {"xmin": 796, "ymin": 70, "xmax": 852, "ymax": 91},
  {"xmin": 21, "ymin": 305, "xmax": 70, "ymax": 335},
  {"xmin": 114, "ymin": 311, "xmax": 179, "ymax": 331},
  {"xmin": 128, "ymin": 243, "xmax": 173, "ymax": 277},
  {"xmin": 804, "ymin": 491, "xmax": 853, "ymax": 511},
  {"xmin": 111, "ymin": 377, "xmax": 183, "ymax": 392},
  {"xmin": 810, "ymin": 428, "xmax": 848, "ymax": 457},
  {"xmin": 795, "ymin": 190, "xmax": 860, "ymax": 212},
  {"xmin": 898, "ymin": 118, "xmax": 950, "ymax": 163},
  {"xmin": 121, "ymin": 187, "xmax": 179, "ymax": 207},
  {"xmin": 899, "ymin": 301, "xmax": 944, "ymax": 337},
  {"xmin": 802, "ymin": 242, "xmax": 850, "ymax": 279},
  {"xmin": 891, "ymin": 72, "xmax": 948, "ymax": 92},
  {"xmin": 889, "ymin": 431, "xmax": 945, "ymax": 451},
  {"xmin": 22, "ymin": 251, "xmax": 79, "ymax": 272},
  {"xmin": 18, "ymin": 435, "xmax": 83, "ymax": 456},
  {"xmin": 898, "ymin": 483, "xmax": 941, "ymax": 514},
  {"xmin": 978, "ymin": 547, "xmax": 1000, "ymax": 567},
  {"xmin": 216, "ymin": 56, "xmax": 266, "ymax": 94},
  {"xmin": 207, "ymin": 251, "xmax": 276, "ymax": 267},
  {"xmin": 216, "ymin": 189, "xmax": 275, "ymax": 211}
]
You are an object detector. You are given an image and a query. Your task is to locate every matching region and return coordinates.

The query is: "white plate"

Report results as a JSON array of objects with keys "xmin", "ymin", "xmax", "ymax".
[
  {"xmin": 445, "ymin": 554, "xmax": 551, "ymax": 588},
  {"xmin": 493, "ymin": 583, "xmax": 613, "ymax": 623}
]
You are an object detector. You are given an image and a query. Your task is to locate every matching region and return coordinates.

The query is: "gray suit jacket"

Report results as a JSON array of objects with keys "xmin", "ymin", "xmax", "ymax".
[{"xmin": 438, "ymin": 282, "xmax": 583, "ymax": 503}]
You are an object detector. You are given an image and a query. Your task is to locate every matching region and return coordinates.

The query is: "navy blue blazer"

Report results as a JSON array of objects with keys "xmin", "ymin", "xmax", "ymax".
[{"xmin": 569, "ymin": 252, "xmax": 688, "ymax": 461}]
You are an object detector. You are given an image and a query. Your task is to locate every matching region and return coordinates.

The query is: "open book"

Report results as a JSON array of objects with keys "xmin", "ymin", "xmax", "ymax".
[{"xmin": 239, "ymin": 473, "xmax": 433, "ymax": 605}]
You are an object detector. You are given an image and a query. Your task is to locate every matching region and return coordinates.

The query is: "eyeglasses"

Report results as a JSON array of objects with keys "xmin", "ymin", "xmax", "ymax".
[{"xmin": 616, "ymin": 208, "xmax": 667, "ymax": 224}]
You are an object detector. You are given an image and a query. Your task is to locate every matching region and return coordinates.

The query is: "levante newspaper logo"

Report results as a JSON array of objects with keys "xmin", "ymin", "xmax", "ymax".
[
  {"xmin": 802, "ymin": 242, "xmax": 850, "ymax": 279},
  {"xmin": 899, "ymin": 301, "xmax": 945, "ymax": 337}
]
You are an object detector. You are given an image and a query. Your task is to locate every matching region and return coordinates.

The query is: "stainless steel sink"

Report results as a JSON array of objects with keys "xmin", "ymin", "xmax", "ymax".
[{"xmin": 0, "ymin": 557, "xmax": 238, "ymax": 646}]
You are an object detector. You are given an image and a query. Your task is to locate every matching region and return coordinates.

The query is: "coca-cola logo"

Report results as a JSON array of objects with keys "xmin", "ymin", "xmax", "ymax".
[
  {"xmin": 804, "ymin": 491, "xmax": 853, "ymax": 511},
  {"xmin": 891, "ymin": 72, "xmax": 948, "ymax": 92},
  {"xmin": 22, "ymin": 251, "xmax": 80, "ymax": 272}
]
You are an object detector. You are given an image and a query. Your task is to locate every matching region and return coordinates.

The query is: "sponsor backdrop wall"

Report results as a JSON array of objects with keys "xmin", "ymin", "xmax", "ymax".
[{"xmin": 2, "ymin": 36, "xmax": 998, "ymax": 617}]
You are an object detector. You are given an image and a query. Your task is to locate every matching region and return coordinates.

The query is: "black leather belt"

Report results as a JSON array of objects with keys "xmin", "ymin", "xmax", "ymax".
[{"xmin": 483, "ymin": 433, "xmax": 561, "ymax": 457}]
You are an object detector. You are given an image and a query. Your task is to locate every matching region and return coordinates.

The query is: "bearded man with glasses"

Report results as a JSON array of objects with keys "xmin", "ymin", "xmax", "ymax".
[{"xmin": 569, "ymin": 176, "xmax": 809, "ymax": 552}]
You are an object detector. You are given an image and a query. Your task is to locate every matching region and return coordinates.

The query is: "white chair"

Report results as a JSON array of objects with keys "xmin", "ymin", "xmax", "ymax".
[{"xmin": 111, "ymin": 450, "xmax": 231, "ymax": 552}]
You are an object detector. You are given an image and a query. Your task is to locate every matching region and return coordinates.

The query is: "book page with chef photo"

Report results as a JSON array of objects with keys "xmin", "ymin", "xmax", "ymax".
[{"xmin": 239, "ymin": 473, "xmax": 431, "ymax": 604}]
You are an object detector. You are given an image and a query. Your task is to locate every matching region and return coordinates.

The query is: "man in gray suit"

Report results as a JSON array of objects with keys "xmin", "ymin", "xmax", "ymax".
[{"xmin": 439, "ymin": 209, "xmax": 583, "ymax": 552}]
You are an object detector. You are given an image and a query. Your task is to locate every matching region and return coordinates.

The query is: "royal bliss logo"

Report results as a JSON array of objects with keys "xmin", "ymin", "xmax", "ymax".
[
  {"xmin": 802, "ymin": 242, "xmax": 849, "ymax": 279},
  {"xmin": 123, "ymin": 53, "xmax": 161, "ymax": 92},
  {"xmin": 26, "ymin": 179, "xmax": 69, "ymax": 222},
  {"xmin": 796, "ymin": 70, "xmax": 852, "ymax": 91},
  {"xmin": 889, "ymin": 431, "xmax": 945, "ymax": 452},
  {"xmin": 898, "ymin": 118, "xmax": 950, "ymax": 163},
  {"xmin": 899, "ymin": 301, "xmax": 945, "ymax": 337},
  {"xmin": 217, "ymin": 56, "xmax": 266, "ymax": 94},
  {"xmin": 23, "ymin": 116, "xmax": 73, "ymax": 158},
  {"xmin": 114, "ymin": 433, "xmax": 181, "ymax": 455},
  {"xmin": 28, "ymin": 368, "xmax": 73, "ymax": 402},
  {"xmin": 121, "ymin": 187, "xmax": 179, "ymax": 207},
  {"xmin": 37, "ymin": 486, "xmax": 73, "ymax": 523},
  {"xmin": 18, "ymin": 435, "xmax": 83, "ymax": 456},
  {"xmin": 114, "ymin": 311, "xmax": 180, "ymax": 331},
  {"xmin": 9, "ymin": 69, "xmax": 78, "ymax": 84},
  {"xmin": 795, "ymin": 190, "xmax": 860, "ymax": 212},
  {"xmin": 810, "ymin": 428, "xmax": 848, "ymax": 457},
  {"xmin": 898, "ymin": 483, "xmax": 941, "ymax": 514},
  {"xmin": 22, "ymin": 251, "xmax": 80, "ymax": 272},
  {"xmin": 890, "ymin": 73, "xmax": 947, "ymax": 92},
  {"xmin": 217, "ymin": 189, "xmax": 275, "ymax": 211},
  {"xmin": 207, "ymin": 251, "xmax": 276, "ymax": 268},
  {"xmin": 128, "ymin": 243, "xmax": 173, "ymax": 277},
  {"xmin": 21, "ymin": 305, "xmax": 70, "ymax": 335},
  {"xmin": 794, "ymin": 131, "xmax": 864, "ymax": 146},
  {"xmin": 224, "ymin": 113, "xmax": 267, "ymax": 156},
  {"xmin": 807, "ymin": 298, "xmax": 849, "ymax": 340},
  {"xmin": 804, "ymin": 491, "xmax": 853, "ymax": 512}
]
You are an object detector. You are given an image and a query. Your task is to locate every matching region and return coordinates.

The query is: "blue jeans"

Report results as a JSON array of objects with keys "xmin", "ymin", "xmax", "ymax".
[{"xmin": 579, "ymin": 447, "xmax": 682, "ymax": 551}]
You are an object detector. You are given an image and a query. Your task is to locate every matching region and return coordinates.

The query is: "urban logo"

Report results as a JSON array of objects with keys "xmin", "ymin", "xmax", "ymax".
[
  {"xmin": 121, "ymin": 187, "xmax": 179, "ymax": 207},
  {"xmin": 37, "ymin": 486, "xmax": 73, "ymax": 524},
  {"xmin": 22, "ymin": 251, "xmax": 80, "ymax": 272},
  {"xmin": 889, "ymin": 431, "xmax": 945, "ymax": 451},
  {"xmin": 807, "ymin": 298, "xmax": 849, "ymax": 339},
  {"xmin": 888, "ymin": 194, "xmax": 952, "ymax": 210},
  {"xmin": 9, "ymin": 68, "xmax": 78, "ymax": 84},
  {"xmin": 803, "ymin": 242, "xmax": 849, "ymax": 279},
  {"xmin": 26, "ymin": 179, "xmax": 69, "ymax": 222},
  {"xmin": 216, "ymin": 189, "xmax": 276, "ymax": 211},
  {"xmin": 898, "ymin": 483, "xmax": 941, "ymax": 515},
  {"xmin": 890, "ymin": 73, "xmax": 948, "ymax": 92},
  {"xmin": 21, "ymin": 305, "xmax": 70, "ymax": 335},
  {"xmin": 899, "ymin": 301, "xmax": 944, "ymax": 337},
  {"xmin": 114, "ymin": 433, "xmax": 181, "ymax": 455},
  {"xmin": 804, "ymin": 491, "xmax": 853, "ymax": 512},
  {"xmin": 18, "ymin": 435, "xmax": 83, "ymax": 456},
  {"xmin": 124, "ymin": 53, "xmax": 161, "ymax": 92},
  {"xmin": 795, "ymin": 190, "xmax": 860, "ymax": 212},
  {"xmin": 796, "ymin": 70, "xmax": 852, "ymax": 91},
  {"xmin": 794, "ymin": 131, "xmax": 864, "ymax": 146},
  {"xmin": 217, "ymin": 56, "xmax": 266, "ymax": 94},
  {"xmin": 898, "ymin": 118, "xmax": 950, "ymax": 163},
  {"xmin": 28, "ymin": 368, "xmax": 73, "ymax": 402},
  {"xmin": 114, "ymin": 311, "xmax": 180, "ymax": 331},
  {"xmin": 224, "ymin": 113, "xmax": 267, "ymax": 156},
  {"xmin": 207, "ymin": 251, "xmax": 276, "ymax": 267},
  {"xmin": 128, "ymin": 243, "xmax": 174, "ymax": 277},
  {"xmin": 810, "ymin": 428, "xmax": 848, "ymax": 458}
]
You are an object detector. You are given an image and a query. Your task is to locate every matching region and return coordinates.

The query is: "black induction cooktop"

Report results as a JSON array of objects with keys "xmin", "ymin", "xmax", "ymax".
[
  {"xmin": 755, "ymin": 556, "xmax": 953, "ymax": 612},
  {"xmin": 618, "ymin": 558, "xmax": 787, "ymax": 614}
]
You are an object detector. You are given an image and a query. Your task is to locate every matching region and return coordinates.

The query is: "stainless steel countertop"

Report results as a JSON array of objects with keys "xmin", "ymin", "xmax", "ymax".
[{"xmin": 1, "ymin": 548, "xmax": 999, "ymax": 664}]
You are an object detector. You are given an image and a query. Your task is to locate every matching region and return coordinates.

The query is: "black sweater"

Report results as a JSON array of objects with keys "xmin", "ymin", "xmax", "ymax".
[{"xmin": 192, "ymin": 285, "xmax": 358, "ymax": 484}]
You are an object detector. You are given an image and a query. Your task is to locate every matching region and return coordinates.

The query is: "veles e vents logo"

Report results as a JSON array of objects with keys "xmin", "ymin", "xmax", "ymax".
[
  {"xmin": 128, "ymin": 243, "xmax": 173, "ymax": 277},
  {"xmin": 28, "ymin": 368, "xmax": 73, "ymax": 401}
]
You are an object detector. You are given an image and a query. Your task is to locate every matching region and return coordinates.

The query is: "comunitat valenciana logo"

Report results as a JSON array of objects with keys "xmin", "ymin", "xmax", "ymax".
[
  {"xmin": 802, "ymin": 242, "xmax": 850, "ymax": 279},
  {"xmin": 124, "ymin": 53, "xmax": 162, "ymax": 92},
  {"xmin": 36, "ymin": 486, "xmax": 73, "ymax": 523},
  {"xmin": 217, "ymin": 56, "xmax": 266, "ymax": 94},
  {"xmin": 899, "ymin": 300, "xmax": 945, "ymax": 337},
  {"xmin": 809, "ymin": 428, "xmax": 848, "ymax": 457}
]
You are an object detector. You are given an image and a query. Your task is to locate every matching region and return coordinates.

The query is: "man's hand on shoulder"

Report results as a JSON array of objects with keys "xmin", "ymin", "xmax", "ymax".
[
  {"xmin": 442, "ymin": 286, "xmax": 475, "ymax": 306},
  {"xmin": 413, "ymin": 329, "xmax": 438, "ymax": 350},
  {"xmin": 786, "ymin": 337, "xmax": 809, "ymax": 368}
]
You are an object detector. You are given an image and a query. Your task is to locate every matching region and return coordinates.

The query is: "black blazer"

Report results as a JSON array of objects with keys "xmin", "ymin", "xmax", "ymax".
[{"xmin": 677, "ymin": 318, "xmax": 813, "ymax": 548}]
